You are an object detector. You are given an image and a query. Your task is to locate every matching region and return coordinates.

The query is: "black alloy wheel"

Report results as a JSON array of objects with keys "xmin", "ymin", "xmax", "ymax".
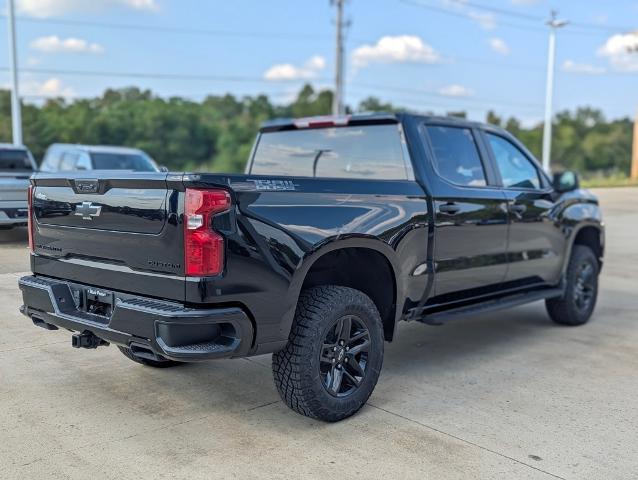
[{"xmin": 320, "ymin": 315, "xmax": 370, "ymax": 398}]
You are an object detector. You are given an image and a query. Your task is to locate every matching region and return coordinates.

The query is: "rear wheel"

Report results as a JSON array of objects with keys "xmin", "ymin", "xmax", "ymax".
[
  {"xmin": 546, "ymin": 245, "xmax": 599, "ymax": 326},
  {"xmin": 117, "ymin": 345, "xmax": 182, "ymax": 368},
  {"xmin": 272, "ymin": 285, "xmax": 384, "ymax": 422}
]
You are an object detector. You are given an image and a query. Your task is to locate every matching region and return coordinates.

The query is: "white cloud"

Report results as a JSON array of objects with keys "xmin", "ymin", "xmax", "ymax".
[
  {"xmin": 489, "ymin": 37, "xmax": 510, "ymax": 55},
  {"xmin": 352, "ymin": 35, "xmax": 440, "ymax": 68},
  {"xmin": 597, "ymin": 32, "xmax": 638, "ymax": 72},
  {"xmin": 30, "ymin": 35, "xmax": 104, "ymax": 54},
  {"xmin": 22, "ymin": 77, "xmax": 76, "ymax": 98},
  {"xmin": 511, "ymin": 0, "xmax": 541, "ymax": 5},
  {"xmin": 562, "ymin": 60, "xmax": 606, "ymax": 75},
  {"xmin": 304, "ymin": 55, "xmax": 326, "ymax": 71},
  {"xmin": 438, "ymin": 84, "xmax": 474, "ymax": 97},
  {"xmin": 16, "ymin": 0, "xmax": 158, "ymax": 17},
  {"xmin": 264, "ymin": 55, "xmax": 326, "ymax": 81},
  {"xmin": 467, "ymin": 11, "xmax": 497, "ymax": 30}
]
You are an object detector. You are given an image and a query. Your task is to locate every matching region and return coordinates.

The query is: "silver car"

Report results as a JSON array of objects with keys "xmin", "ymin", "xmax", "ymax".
[
  {"xmin": 41, "ymin": 144, "xmax": 160, "ymax": 172},
  {"xmin": 0, "ymin": 144, "xmax": 37, "ymax": 230}
]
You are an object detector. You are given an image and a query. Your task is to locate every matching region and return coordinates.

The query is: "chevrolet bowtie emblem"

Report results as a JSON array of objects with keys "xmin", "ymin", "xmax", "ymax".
[{"xmin": 74, "ymin": 202, "xmax": 102, "ymax": 220}]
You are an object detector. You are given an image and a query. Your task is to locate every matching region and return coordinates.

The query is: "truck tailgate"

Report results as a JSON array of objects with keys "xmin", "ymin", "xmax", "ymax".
[
  {"xmin": 0, "ymin": 172, "xmax": 31, "ymax": 202},
  {"xmin": 31, "ymin": 172, "xmax": 186, "ymax": 301}
]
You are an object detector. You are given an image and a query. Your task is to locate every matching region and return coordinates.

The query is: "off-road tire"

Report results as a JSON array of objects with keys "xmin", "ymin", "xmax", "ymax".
[
  {"xmin": 272, "ymin": 285, "xmax": 385, "ymax": 422},
  {"xmin": 546, "ymin": 245, "xmax": 599, "ymax": 326},
  {"xmin": 117, "ymin": 345, "xmax": 182, "ymax": 368}
]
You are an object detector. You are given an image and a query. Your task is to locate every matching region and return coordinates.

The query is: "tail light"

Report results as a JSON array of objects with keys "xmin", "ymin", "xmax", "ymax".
[
  {"xmin": 27, "ymin": 185, "xmax": 34, "ymax": 252},
  {"xmin": 184, "ymin": 188, "xmax": 231, "ymax": 276}
]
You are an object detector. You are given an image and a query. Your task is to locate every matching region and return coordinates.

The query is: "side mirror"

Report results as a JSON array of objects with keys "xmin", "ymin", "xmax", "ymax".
[
  {"xmin": 159, "ymin": 165, "xmax": 169, "ymax": 173},
  {"xmin": 553, "ymin": 170, "xmax": 580, "ymax": 193}
]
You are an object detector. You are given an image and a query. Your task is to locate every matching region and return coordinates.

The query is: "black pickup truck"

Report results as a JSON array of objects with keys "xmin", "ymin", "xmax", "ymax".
[{"xmin": 19, "ymin": 113, "xmax": 604, "ymax": 422}]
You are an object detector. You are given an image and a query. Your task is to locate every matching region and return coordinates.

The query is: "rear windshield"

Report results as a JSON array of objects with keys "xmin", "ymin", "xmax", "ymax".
[
  {"xmin": 90, "ymin": 153, "xmax": 156, "ymax": 172},
  {"xmin": 0, "ymin": 149, "xmax": 33, "ymax": 171},
  {"xmin": 250, "ymin": 124, "xmax": 411, "ymax": 180}
]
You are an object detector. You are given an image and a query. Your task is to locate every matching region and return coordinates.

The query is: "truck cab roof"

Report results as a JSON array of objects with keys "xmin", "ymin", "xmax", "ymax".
[
  {"xmin": 259, "ymin": 112, "xmax": 509, "ymax": 136},
  {"xmin": 46, "ymin": 144, "xmax": 148, "ymax": 155},
  {"xmin": 0, "ymin": 143, "xmax": 30, "ymax": 152}
]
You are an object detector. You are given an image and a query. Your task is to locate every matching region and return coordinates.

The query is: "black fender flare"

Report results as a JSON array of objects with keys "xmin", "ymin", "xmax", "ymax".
[
  {"xmin": 278, "ymin": 235, "xmax": 403, "ymax": 341},
  {"xmin": 560, "ymin": 221, "xmax": 605, "ymax": 278}
]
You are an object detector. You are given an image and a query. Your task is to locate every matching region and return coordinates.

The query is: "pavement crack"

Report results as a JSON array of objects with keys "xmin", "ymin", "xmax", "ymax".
[
  {"xmin": 367, "ymin": 403, "xmax": 567, "ymax": 480},
  {"xmin": 241, "ymin": 357, "xmax": 270, "ymax": 369},
  {"xmin": 247, "ymin": 400, "xmax": 279, "ymax": 411}
]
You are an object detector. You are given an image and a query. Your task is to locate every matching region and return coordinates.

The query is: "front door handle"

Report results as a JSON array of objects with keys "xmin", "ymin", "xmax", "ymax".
[
  {"xmin": 509, "ymin": 203, "xmax": 527, "ymax": 214},
  {"xmin": 438, "ymin": 202, "xmax": 461, "ymax": 215}
]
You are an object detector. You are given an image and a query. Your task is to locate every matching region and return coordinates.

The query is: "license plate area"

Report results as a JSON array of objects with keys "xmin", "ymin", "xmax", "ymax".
[{"xmin": 83, "ymin": 287, "xmax": 114, "ymax": 318}]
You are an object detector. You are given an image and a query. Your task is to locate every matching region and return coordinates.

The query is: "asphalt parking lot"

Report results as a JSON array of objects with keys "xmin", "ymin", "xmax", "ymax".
[{"xmin": 1, "ymin": 187, "xmax": 636, "ymax": 480}]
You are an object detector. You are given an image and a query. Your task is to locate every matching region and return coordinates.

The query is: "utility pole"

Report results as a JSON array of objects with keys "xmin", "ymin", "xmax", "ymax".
[
  {"xmin": 7, "ymin": 0, "xmax": 23, "ymax": 145},
  {"xmin": 632, "ymin": 108, "xmax": 638, "ymax": 180},
  {"xmin": 331, "ymin": 0, "xmax": 347, "ymax": 116},
  {"xmin": 541, "ymin": 10, "xmax": 568, "ymax": 173}
]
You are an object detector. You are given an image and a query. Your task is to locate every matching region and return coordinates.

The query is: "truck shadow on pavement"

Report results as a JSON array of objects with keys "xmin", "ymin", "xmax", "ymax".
[
  {"xmin": 0, "ymin": 227, "xmax": 28, "ymax": 245},
  {"xmin": 382, "ymin": 304, "xmax": 558, "ymax": 375},
  {"xmin": 109, "ymin": 304, "xmax": 558, "ymax": 417}
]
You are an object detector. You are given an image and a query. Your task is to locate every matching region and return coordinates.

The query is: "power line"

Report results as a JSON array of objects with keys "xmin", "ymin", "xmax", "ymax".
[
  {"xmin": 351, "ymin": 81, "xmax": 542, "ymax": 109},
  {"xmin": 0, "ymin": 66, "xmax": 330, "ymax": 84},
  {"xmin": 0, "ymin": 13, "xmax": 336, "ymax": 42},
  {"xmin": 399, "ymin": 0, "xmax": 634, "ymax": 36},
  {"xmin": 442, "ymin": 0, "xmax": 543, "ymax": 22},
  {"xmin": 444, "ymin": 0, "xmax": 637, "ymax": 33},
  {"xmin": 398, "ymin": 0, "xmax": 547, "ymax": 33}
]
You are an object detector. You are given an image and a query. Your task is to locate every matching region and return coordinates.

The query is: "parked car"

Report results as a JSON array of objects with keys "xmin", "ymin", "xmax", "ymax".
[
  {"xmin": 0, "ymin": 144, "xmax": 37, "ymax": 230},
  {"xmin": 19, "ymin": 113, "xmax": 604, "ymax": 422},
  {"xmin": 40, "ymin": 144, "xmax": 160, "ymax": 172}
]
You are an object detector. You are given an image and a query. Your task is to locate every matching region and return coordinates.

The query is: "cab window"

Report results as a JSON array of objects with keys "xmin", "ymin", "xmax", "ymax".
[
  {"xmin": 426, "ymin": 126, "xmax": 487, "ymax": 187},
  {"xmin": 59, "ymin": 151, "xmax": 79, "ymax": 171},
  {"xmin": 75, "ymin": 152, "xmax": 92, "ymax": 170},
  {"xmin": 251, "ymin": 124, "xmax": 411, "ymax": 180},
  {"xmin": 486, "ymin": 133, "xmax": 541, "ymax": 190}
]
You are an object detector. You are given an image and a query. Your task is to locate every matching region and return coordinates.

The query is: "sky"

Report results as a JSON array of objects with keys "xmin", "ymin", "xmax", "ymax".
[{"xmin": 1, "ymin": 0, "xmax": 638, "ymax": 126}]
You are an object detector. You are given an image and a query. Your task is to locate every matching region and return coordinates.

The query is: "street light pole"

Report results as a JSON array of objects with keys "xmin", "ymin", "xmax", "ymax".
[
  {"xmin": 628, "ymin": 33, "xmax": 638, "ymax": 180},
  {"xmin": 541, "ymin": 11, "xmax": 567, "ymax": 173},
  {"xmin": 7, "ymin": 0, "xmax": 23, "ymax": 146}
]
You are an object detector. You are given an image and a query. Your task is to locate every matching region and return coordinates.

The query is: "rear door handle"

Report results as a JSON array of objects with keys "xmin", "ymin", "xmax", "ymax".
[{"xmin": 438, "ymin": 202, "xmax": 461, "ymax": 215}]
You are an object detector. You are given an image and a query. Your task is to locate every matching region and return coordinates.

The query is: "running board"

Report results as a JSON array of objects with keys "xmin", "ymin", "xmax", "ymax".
[{"xmin": 407, "ymin": 288, "xmax": 564, "ymax": 326}]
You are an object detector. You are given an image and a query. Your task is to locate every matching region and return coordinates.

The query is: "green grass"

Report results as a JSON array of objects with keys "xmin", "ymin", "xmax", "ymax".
[{"xmin": 581, "ymin": 173, "xmax": 638, "ymax": 189}]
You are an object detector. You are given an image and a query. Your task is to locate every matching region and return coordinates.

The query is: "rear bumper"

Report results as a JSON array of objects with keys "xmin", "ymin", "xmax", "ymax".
[
  {"xmin": 0, "ymin": 203, "xmax": 29, "ymax": 226},
  {"xmin": 18, "ymin": 275, "xmax": 254, "ymax": 361}
]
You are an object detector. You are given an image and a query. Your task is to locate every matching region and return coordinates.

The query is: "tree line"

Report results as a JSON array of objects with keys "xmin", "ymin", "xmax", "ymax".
[{"xmin": 0, "ymin": 85, "xmax": 633, "ymax": 176}]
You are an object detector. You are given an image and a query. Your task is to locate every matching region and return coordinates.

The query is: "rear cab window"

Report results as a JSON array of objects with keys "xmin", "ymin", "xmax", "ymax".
[
  {"xmin": 91, "ymin": 152, "xmax": 156, "ymax": 172},
  {"xmin": 250, "ymin": 124, "xmax": 413, "ymax": 180},
  {"xmin": 0, "ymin": 149, "xmax": 33, "ymax": 171}
]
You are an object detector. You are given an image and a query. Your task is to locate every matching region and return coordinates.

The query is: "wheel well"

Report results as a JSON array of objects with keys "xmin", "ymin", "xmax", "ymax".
[
  {"xmin": 301, "ymin": 248, "xmax": 397, "ymax": 341},
  {"xmin": 573, "ymin": 226, "xmax": 603, "ymax": 266}
]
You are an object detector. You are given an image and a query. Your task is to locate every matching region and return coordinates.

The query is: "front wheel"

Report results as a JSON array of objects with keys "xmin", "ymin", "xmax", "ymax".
[
  {"xmin": 546, "ymin": 245, "xmax": 599, "ymax": 326},
  {"xmin": 272, "ymin": 286, "xmax": 385, "ymax": 422}
]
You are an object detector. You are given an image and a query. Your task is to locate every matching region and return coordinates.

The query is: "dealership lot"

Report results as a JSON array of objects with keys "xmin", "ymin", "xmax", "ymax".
[{"xmin": 1, "ymin": 188, "xmax": 636, "ymax": 480}]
